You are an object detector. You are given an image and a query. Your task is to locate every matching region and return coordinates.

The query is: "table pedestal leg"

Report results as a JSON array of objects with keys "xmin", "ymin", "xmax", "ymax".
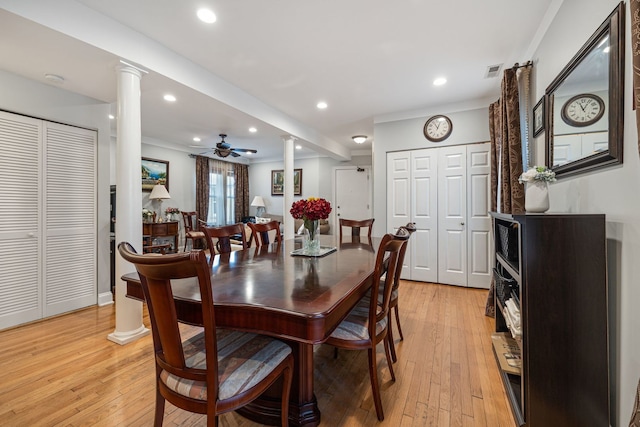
[{"xmin": 237, "ymin": 341, "xmax": 320, "ymax": 426}]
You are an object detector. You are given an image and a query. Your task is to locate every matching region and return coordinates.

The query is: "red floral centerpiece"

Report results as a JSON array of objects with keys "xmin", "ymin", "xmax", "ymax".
[{"xmin": 290, "ymin": 197, "xmax": 332, "ymax": 253}]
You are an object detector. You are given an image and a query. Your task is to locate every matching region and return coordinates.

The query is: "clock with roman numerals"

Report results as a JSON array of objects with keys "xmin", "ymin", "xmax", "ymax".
[
  {"xmin": 423, "ymin": 115, "xmax": 452, "ymax": 142},
  {"xmin": 560, "ymin": 93, "xmax": 605, "ymax": 127}
]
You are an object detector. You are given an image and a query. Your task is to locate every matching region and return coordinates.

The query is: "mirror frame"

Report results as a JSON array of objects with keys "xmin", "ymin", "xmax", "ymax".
[{"xmin": 545, "ymin": 2, "xmax": 624, "ymax": 178}]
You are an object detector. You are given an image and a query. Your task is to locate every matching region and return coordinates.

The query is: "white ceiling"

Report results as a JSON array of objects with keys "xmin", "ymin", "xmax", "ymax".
[{"xmin": 0, "ymin": 0, "xmax": 556, "ymax": 162}]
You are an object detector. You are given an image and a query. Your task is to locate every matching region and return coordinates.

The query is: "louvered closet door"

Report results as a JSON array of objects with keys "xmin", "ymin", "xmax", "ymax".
[
  {"xmin": 0, "ymin": 112, "xmax": 43, "ymax": 329},
  {"xmin": 44, "ymin": 122, "xmax": 96, "ymax": 316}
]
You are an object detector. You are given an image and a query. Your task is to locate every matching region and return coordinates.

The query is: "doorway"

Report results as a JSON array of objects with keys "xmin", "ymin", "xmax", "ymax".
[{"xmin": 333, "ymin": 166, "xmax": 372, "ymax": 234}]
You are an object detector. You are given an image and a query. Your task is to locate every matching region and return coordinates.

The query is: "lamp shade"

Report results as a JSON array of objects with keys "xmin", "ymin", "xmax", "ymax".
[
  {"xmin": 149, "ymin": 184, "xmax": 171, "ymax": 200},
  {"xmin": 251, "ymin": 196, "xmax": 265, "ymax": 207}
]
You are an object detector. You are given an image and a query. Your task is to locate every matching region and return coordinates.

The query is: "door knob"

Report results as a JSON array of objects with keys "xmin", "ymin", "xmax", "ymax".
[
  {"xmin": 27, "ymin": 232, "xmax": 35, "ymax": 238},
  {"xmin": 460, "ymin": 222, "xmax": 465, "ymax": 226}
]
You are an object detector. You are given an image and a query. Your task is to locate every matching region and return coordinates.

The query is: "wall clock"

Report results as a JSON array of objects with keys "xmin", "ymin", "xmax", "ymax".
[
  {"xmin": 423, "ymin": 115, "xmax": 452, "ymax": 142},
  {"xmin": 560, "ymin": 93, "xmax": 605, "ymax": 127}
]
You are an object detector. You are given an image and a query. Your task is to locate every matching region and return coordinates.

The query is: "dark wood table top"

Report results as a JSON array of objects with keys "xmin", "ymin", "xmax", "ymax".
[{"xmin": 124, "ymin": 235, "xmax": 379, "ymax": 344}]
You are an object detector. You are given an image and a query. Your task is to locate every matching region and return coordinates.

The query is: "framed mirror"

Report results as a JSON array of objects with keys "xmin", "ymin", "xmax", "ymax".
[{"xmin": 545, "ymin": 2, "xmax": 624, "ymax": 178}]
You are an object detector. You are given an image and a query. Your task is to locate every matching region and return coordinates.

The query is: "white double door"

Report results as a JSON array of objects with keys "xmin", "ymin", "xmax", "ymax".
[
  {"xmin": 387, "ymin": 143, "xmax": 491, "ymax": 288},
  {"xmin": 0, "ymin": 111, "xmax": 97, "ymax": 329}
]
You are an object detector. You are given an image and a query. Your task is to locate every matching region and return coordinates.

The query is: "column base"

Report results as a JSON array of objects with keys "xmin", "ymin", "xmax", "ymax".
[{"xmin": 107, "ymin": 325, "xmax": 150, "ymax": 345}]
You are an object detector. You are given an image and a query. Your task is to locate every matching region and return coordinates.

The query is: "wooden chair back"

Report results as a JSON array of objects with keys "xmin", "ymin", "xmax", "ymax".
[
  {"xmin": 117, "ymin": 242, "xmax": 293, "ymax": 426},
  {"xmin": 247, "ymin": 221, "xmax": 282, "ymax": 246},
  {"xmin": 202, "ymin": 223, "xmax": 248, "ymax": 255},
  {"xmin": 371, "ymin": 231, "xmax": 410, "ymax": 326},
  {"xmin": 181, "ymin": 211, "xmax": 198, "ymax": 233},
  {"xmin": 339, "ymin": 218, "xmax": 375, "ymax": 240},
  {"xmin": 117, "ymin": 243, "xmax": 221, "ymax": 408}
]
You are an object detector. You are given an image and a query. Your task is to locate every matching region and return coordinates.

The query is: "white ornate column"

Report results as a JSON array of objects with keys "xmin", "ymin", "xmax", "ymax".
[
  {"xmin": 283, "ymin": 136, "xmax": 296, "ymax": 240},
  {"xmin": 108, "ymin": 63, "xmax": 150, "ymax": 345}
]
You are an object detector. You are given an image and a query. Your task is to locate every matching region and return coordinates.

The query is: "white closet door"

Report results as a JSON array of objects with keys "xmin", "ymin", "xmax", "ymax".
[
  {"xmin": 410, "ymin": 149, "xmax": 438, "ymax": 282},
  {"xmin": 437, "ymin": 145, "xmax": 467, "ymax": 286},
  {"xmin": 466, "ymin": 143, "xmax": 492, "ymax": 289},
  {"xmin": 44, "ymin": 122, "xmax": 96, "ymax": 316},
  {"xmin": 387, "ymin": 152, "xmax": 411, "ymax": 278},
  {"xmin": 0, "ymin": 112, "xmax": 43, "ymax": 329}
]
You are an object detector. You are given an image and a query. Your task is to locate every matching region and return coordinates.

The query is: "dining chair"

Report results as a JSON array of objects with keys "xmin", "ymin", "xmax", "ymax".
[
  {"xmin": 338, "ymin": 218, "xmax": 374, "ymax": 240},
  {"xmin": 117, "ymin": 242, "xmax": 293, "ymax": 427},
  {"xmin": 385, "ymin": 222, "xmax": 416, "ymax": 363},
  {"xmin": 325, "ymin": 230, "xmax": 410, "ymax": 421},
  {"xmin": 201, "ymin": 223, "xmax": 248, "ymax": 257},
  {"xmin": 180, "ymin": 211, "xmax": 206, "ymax": 251},
  {"xmin": 247, "ymin": 220, "xmax": 282, "ymax": 246}
]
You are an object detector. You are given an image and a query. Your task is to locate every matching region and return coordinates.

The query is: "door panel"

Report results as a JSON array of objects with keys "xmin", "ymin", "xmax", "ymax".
[
  {"xmin": 438, "ymin": 146, "xmax": 467, "ymax": 286},
  {"xmin": 334, "ymin": 167, "xmax": 371, "ymax": 235},
  {"xmin": 467, "ymin": 143, "xmax": 492, "ymax": 288},
  {"xmin": 410, "ymin": 150, "xmax": 438, "ymax": 282},
  {"xmin": 387, "ymin": 152, "xmax": 410, "ymax": 231},
  {"xmin": 0, "ymin": 112, "xmax": 42, "ymax": 329}
]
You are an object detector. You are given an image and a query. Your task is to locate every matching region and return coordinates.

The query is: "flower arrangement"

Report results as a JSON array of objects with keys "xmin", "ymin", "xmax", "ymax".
[
  {"xmin": 290, "ymin": 198, "xmax": 332, "ymax": 253},
  {"xmin": 142, "ymin": 208, "xmax": 154, "ymax": 219},
  {"xmin": 165, "ymin": 207, "xmax": 180, "ymax": 216},
  {"xmin": 518, "ymin": 166, "xmax": 556, "ymax": 184},
  {"xmin": 290, "ymin": 197, "xmax": 332, "ymax": 221}
]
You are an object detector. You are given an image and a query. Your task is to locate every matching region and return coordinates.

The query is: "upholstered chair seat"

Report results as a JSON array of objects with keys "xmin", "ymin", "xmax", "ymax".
[{"xmin": 160, "ymin": 329, "xmax": 292, "ymax": 401}]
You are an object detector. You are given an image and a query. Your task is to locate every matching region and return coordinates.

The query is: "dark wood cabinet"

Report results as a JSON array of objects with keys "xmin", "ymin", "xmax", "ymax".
[
  {"xmin": 490, "ymin": 212, "xmax": 609, "ymax": 427},
  {"xmin": 143, "ymin": 221, "xmax": 179, "ymax": 253}
]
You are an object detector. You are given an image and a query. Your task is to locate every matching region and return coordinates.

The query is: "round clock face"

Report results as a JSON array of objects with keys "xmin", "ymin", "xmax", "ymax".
[
  {"xmin": 423, "ymin": 115, "xmax": 452, "ymax": 142},
  {"xmin": 561, "ymin": 93, "xmax": 605, "ymax": 127}
]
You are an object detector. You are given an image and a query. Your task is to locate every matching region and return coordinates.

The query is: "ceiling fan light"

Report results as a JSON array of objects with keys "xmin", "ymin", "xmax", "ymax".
[{"xmin": 352, "ymin": 135, "xmax": 367, "ymax": 144}]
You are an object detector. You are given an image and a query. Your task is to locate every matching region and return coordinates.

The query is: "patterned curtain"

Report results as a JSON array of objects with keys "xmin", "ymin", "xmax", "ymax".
[
  {"xmin": 485, "ymin": 66, "xmax": 527, "ymax": 317},
  {"xmin": 234, "ymin": 163, "xmax": 249, "ymax": 223},
  {"xmin": 195, "ymin": 155, "xmax": 209, "ymax": 229},
  {"xmin": 632, "ymin": 0, "xmax": 640, "ymax": 157}
]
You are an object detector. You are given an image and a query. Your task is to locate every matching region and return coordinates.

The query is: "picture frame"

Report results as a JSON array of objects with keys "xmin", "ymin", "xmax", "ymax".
[
  {"xmin": 533, "ymin": 97, "xmax": 545, "ymax": 137},
  {"xmin": 141, "ymin": 157, "xmax": 169, "ymax": 192},
  {"xmin": 271, "ymin": 169, "xmax": 302, "ymax": 196}
]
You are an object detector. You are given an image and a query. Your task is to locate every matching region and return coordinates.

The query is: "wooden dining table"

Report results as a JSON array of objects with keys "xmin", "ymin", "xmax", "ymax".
[{"xmin": 123, "ymin": 235, "xmax": 379, "ymax": 427}]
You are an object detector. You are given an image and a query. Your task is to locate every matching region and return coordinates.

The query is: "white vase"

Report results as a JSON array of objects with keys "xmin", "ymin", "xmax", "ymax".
[{"xmin": 525, "ymin": 181, "xmax": 549, "ymax": 213}]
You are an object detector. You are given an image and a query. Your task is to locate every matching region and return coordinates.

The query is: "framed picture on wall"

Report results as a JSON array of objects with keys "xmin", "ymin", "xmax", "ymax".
[
  {"xmin": 532, "ymin": 96, "xmax": 545, "ymax": 137},
  {"xmin": 271, "ymin": 169, "xmax": 302, "ymax": 196},
  {"xmin": 141, "ymin": 157, "xmax": 169, "ymax": 192}
]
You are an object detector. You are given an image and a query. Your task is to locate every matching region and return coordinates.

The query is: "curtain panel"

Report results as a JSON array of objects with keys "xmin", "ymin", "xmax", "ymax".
[
  {"xmin": 485, "ymin": 66, "xmax": 528, "ymax": 317},
  {"xmin": 234, "ymin": 163, "xmax": 249, "ymax": 223},
  {"xmin": 195, "ymin": 155, "xmax": 210, "ymax": 229}
]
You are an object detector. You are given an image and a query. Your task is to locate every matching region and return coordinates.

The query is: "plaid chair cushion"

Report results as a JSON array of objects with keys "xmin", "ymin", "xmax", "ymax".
[
  {"xmin": 329, "ymin": 296, "xmax": 387, "ymax": 341},
  {"xmin": 160, "ymin": 329, "xmax": 291, "ymax": 401}
]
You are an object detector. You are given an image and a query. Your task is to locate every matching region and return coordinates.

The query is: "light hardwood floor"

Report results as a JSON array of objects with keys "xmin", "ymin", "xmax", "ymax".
[{"xmin": 0, "ymin": 281, "xmax": 514, "ymax": 426}]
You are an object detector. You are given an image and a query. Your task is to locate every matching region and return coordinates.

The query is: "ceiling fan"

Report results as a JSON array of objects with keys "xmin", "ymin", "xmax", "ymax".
[{"xmin": 204, "ymin": 134, "xmax": 257, "ymax": 158}]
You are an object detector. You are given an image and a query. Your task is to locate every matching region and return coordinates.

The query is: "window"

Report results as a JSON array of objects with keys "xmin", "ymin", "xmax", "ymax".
[{"xmin": 207, "ymin": 161, "xmax": 235, "ymax": 225}]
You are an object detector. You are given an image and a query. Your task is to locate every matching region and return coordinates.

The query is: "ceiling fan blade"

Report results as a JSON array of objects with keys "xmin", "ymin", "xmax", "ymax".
[
  {"xmin": 232, "ymin": 148, "xmax": 258, "ymax": 154},
  {"xmin": 230, "ymin": 151, "xmax": 241, "ymax": 157}
]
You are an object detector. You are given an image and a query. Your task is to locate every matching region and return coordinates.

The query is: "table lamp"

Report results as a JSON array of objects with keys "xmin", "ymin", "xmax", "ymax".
[
  {"xmin": 149, "ymin": 184, "xmax": 171, "ymax": 222},
  {"xmin": 251, "ymin": 196, "xmax": 266, "ymax": 218}
]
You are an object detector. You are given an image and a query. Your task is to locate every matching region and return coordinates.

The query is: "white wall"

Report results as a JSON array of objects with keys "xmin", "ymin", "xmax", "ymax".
[
  {"xmin": 533, "ymin": 1, "xmax": 639, "ymax": 424},
  {"xmin": 249, "ymin": 155, "xmax": 372, "ymax": 229},
  {"xmin": 0, "ymin": 70, "xmax": 112, "ymax": 298}
]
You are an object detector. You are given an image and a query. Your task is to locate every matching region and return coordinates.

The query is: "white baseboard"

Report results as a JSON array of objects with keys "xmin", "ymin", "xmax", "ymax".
[{"xmin": 98, "ymin": 291, "xmax": 114, "ymax": 306}]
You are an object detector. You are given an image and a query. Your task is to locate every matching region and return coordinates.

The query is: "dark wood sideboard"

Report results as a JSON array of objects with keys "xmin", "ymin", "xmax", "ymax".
[
  {"xmin": 490, "ymin": 212, "xmax": 609, "ymax": 427},
  {"xmin": 143, "ymin": 221, "xmax": 179, "ymax": 253}
]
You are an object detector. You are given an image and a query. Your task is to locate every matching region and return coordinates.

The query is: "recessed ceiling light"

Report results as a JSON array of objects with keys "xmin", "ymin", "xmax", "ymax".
[
  {"xmin": 295, "ymin": 145, "xmax": 302, "ymax": 150},
  {"xmin": 197, "ymin": 8, "xmax": 217, "ymax": 23},
  {"xmin": 433, "ymin": 77, "xmax": 447, "ymax": 86},
  {"xmin": 163, "ymin": 94, "xmax": 176, "ymax": 102},
  {"xmin": 108, "ymin": 114, "xmax": 115, "ymax": 120},
  {"xmin": 44, "ymin": 73, "xmax": 65, "ymax": 84},
  {"xmin": 193, "ymin": 137, "xmax": 201, "ymax": 142},
  {"xmin": 352, "ymin": 135, "xmax": 367, "ymax": 144},
  {"xmin": 249, "ymin": 127, "xmax": 257, "ymax": 133},
  {"xmin": 317, "ymin": 101, "xmax": 328, "ymax": 109}
]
